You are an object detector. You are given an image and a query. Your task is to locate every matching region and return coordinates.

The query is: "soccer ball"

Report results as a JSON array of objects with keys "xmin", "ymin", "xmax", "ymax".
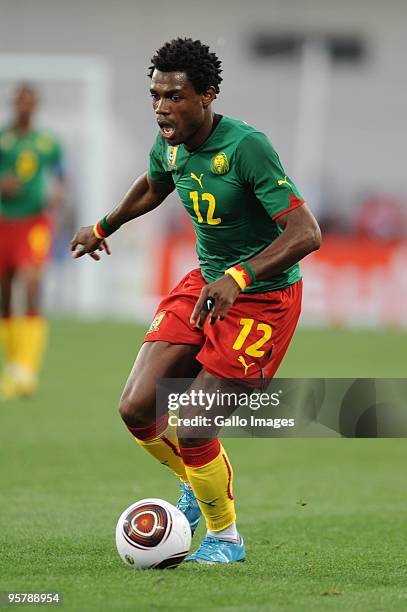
[{"xmin": 115, "ymin": 498, "xmax": 192, "ymax": 569}]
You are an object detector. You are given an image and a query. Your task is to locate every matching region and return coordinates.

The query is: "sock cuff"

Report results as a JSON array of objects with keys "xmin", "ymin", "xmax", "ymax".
[
  {"xmin": 179, "ymin": 438, "xmax": 221, "ymax": 467},
  {"xmin": 126, "ymin": 412, "xmax": 169, "ymax": 441}
]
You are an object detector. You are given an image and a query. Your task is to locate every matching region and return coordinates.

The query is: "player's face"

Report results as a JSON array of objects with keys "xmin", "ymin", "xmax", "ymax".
[
  {"xmin": 150, "ymin": 70, "xmax": 212, "ymax": 146},
  {"xmin": 14, "ymin": 88, "xmax": 38, "ymax": 122}
]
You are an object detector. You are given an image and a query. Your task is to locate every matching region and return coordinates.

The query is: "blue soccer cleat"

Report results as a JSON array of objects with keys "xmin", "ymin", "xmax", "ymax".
[
  {"xmin": 185, "ymin": 535, "xmax": 245, "ymax": 564},
  {"xmin": 176, "ymin": 482, "xmax": 201, "ymax": 535}
]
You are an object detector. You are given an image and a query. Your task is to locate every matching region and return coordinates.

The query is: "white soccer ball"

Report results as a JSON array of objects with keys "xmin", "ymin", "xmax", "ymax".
[{"xmin": 115, "ymin": 498, "xmax": 192, "ymax": 569}]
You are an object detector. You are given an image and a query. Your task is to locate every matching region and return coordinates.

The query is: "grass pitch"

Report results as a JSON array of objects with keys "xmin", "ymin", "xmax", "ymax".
[{"xmin": 1, "ymin": 321, "xmax": 406, "ymax": 611}]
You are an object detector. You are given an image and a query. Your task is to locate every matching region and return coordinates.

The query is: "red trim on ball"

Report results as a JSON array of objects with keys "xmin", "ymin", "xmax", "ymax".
[
  {"xmin": 122, "ymin": 503, "xmax": 169, "ymax": 548},
  {"xmin": 162, "ymin": 510, "xmax": 173, "ymax": 544}
]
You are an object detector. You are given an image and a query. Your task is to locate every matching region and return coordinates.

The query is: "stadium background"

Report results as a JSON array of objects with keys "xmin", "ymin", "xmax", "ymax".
[
  {"xmin": 1, "ymin": 1, "xmax": 406, "ymax": 610},
  {"xmin": 1, "ymin": 0, "xmax": 406, "ymax": 325}
]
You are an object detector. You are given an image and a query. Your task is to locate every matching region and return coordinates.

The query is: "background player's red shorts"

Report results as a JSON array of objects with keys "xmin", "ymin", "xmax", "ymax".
[
  {"xmin": 144, "ymin": 268, "xmax": 302, "ymax": 380},
  {"xmin": 0, "ymin": 213, "xmax": 52, "ymax": 275}
]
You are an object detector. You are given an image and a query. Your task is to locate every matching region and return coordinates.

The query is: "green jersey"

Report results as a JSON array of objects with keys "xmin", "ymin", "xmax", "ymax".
[
  {"xmin": 0, "ymin": 127, "xmax": 63, "ymax": 218},
  {"xmin": 148, "ymin": 115, "xmax": 304, "ymax": 293}
]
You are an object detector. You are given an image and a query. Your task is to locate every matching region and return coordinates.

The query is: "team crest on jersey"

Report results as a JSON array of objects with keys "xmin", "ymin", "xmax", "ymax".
[
  {"xmin": 210, "ymin": 151, "xmax": 229, "ymax": 175},
  {"xmin": 167, "ymin": 146, "xmax": 179, "ymax": 168},
  {"xmin": 147, "ymin": 311, "xmax": 166, "ymax": 333}
]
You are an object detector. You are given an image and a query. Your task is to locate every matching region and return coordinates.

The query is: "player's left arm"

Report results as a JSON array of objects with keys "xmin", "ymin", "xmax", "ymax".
[
  {"xmin": 245, "ymin": 203, "xmax": 321, "ymax": 280},
  {"xmin": 190, "ymin": 205, "xmax": 320, "ymax": 327}
]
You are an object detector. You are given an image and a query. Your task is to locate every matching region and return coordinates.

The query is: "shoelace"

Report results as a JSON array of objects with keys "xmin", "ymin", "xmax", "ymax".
[{"xmin": 194, "ymin": 537, "xmax": 223, "ymax": 556}]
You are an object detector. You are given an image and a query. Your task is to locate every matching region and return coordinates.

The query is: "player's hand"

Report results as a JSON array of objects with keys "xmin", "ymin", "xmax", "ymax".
[
  {"xmin": 190, "ymin": 275, "xmax": 241, "ymax": 328},
  {"xmin": 0, "ymin": 175, "xmax": 21, "ymax": 197},
  {"xmin": 70, "ymin": 226, "xmax": 111, "ymax": 261}
]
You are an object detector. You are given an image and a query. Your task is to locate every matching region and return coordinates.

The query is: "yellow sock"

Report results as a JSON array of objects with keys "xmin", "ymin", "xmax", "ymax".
[
  {"xmin": 1, "ymin": 318, "xmax": 24, "ymax": 398},
  {"xmin": 15, "ymin": 316, "xmax": 48, "ymax": 383},
  {"xmin": 0, "ymin": 316, "xmax": 47, "ymax": 397},
  {"xmin": 135, "ymin": 418, "xmax": 188, "ymax": 482},
  {"xmin": 0, "ymin": 317, "xmax": 19, "ymax": 365},
  {"xmin": 182, "ymin": 440, "xmax": 236, "ymax": 531},
  {"xmin": 9, "ymin": 316, "xmax": 48, "ymax": 396}
]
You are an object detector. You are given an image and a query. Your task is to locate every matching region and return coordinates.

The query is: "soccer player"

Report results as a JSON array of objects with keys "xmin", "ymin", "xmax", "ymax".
[
  {"xmin": 71, "ymin": 38, "xmax": 321, "ymax": 563},
  {"xmin": 0, "ymin": 85, "xmax": 65, "ymax": 398}
]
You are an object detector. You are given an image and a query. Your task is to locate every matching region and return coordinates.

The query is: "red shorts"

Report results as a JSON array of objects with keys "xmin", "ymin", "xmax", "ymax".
[
  {"xmin": 0, "ymin": 213, "xmax": 52, "ymax": 275},
  {"xmin": 144, "ymin": 269, "xmax": 302, "ymax": 380}
]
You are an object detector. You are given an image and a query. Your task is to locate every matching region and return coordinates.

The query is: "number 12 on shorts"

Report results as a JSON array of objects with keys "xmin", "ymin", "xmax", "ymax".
[{"xmin": 232, "ymin": 318, "xmax": 272, "ymax": 358}]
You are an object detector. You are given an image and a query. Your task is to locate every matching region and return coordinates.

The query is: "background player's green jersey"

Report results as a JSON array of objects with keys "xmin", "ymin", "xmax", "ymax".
[
  {"xmin": 149, "ymin": 115, "xmax": 304, "ymax": 293},
  {"xmin": 0, "ymin": 128, "xmax": 63, "ymax": 218}
]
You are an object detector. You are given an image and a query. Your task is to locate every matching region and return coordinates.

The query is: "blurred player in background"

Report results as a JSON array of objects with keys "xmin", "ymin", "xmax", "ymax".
[
  {"xmin": 71, "ymin": 38, "xmax": 321, "ymax": 564},
  {"xmin": 0, "ymin": 84, "xmax": 65, "ymax": 399}
]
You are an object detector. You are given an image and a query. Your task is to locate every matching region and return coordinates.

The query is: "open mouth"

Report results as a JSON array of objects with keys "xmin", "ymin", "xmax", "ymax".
[
  {"xmin": 161, "ymin": 126, "xmax": 175, "ymax": 139},
  {"xmin": 158, "ymin": 123, "xmax": 176, "ymax": 139}
]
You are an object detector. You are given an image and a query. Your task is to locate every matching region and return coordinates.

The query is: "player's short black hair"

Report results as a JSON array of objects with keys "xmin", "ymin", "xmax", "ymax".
[{"xmin": 149, "ymin": 38, "xmax": 223, "ymax": 94}]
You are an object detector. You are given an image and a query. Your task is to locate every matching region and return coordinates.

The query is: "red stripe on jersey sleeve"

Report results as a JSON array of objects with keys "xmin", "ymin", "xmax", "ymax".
[{"xmin": 271, "ymin": 194, "xmax": 304, "ymax": 221}]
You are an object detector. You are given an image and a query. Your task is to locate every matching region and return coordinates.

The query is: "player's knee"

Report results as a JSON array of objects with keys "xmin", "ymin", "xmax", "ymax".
[{"xmin": 118, "ymin": 386, "xmax": 154, "ymax": 428}]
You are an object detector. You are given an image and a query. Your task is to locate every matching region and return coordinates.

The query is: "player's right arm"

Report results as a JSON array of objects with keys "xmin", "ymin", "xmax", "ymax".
[{"xmin": 70, "ymin": 172, "xmax": 174, "ymax": 260}]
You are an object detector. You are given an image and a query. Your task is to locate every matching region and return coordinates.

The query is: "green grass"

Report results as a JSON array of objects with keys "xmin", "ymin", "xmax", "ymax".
[{"xmin": 1, "ymin": 321, "xmax": 406, "ymax": 611}]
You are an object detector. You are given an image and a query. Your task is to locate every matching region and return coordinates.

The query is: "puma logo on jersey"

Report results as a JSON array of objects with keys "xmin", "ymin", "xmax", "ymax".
[
  {"xmin": 277, "ymin": 175, "xmax": 290, "ymax": 187},
  {"xmin": 191, "ymin": 172, "xmax": 204, "ymax": 189},
  {"xmin": 238, "ymin": 355, "xmax": 256, "ymax": 376}
]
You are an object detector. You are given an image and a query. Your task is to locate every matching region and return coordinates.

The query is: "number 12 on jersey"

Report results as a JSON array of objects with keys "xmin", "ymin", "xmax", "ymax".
[{"xmin": 190, "ymin": 191, "xmax": 221, "ymax": 225}]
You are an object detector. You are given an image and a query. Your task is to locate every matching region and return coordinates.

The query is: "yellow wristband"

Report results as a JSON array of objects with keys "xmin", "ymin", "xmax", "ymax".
[
  {"xmin": 93, "ymin": 223, "xmax": 104, "ymax": 240},
  {"xmin": 225, "ymin": 267, "xmax": 247, "ymax": 291}
]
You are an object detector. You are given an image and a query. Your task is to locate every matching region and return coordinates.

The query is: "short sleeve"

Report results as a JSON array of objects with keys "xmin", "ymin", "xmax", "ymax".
[
  {"xmin": 235, "ymin": 132, "xmax": 304, "ymax": 220},
  {"xmin": 148, "ymin": 133, "xmax": 173, "ymax": 183}
]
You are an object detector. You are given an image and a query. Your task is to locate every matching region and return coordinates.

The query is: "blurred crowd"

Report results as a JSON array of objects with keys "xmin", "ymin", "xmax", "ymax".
[{"xmin": 318, "ymin": 192, "xmax": 406, "ymax": 241}]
